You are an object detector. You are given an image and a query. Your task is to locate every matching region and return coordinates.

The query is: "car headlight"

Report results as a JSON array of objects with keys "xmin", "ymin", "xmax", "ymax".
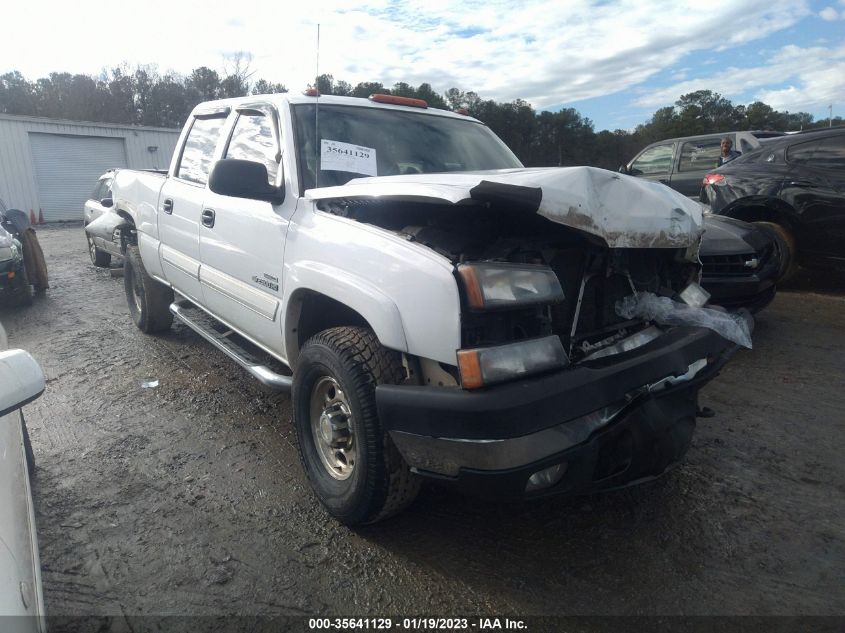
[
  {"xmin": 457, "ymin": 335, "xmax": 569, "ymax": 389},
  {"xmin": 0, "ymin": 246, "xmax": 14, "ymax": 261},
  {"xmin": 457, "ymin": 262, "xmax": 564, "ymax": 310}
]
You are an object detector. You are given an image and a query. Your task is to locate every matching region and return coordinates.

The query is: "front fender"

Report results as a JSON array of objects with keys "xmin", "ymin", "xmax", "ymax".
[
  {"xmin": 84, "ymin": 209, "xmax": 128, "ymax": 246},
  {"xmin": 284, "ymin": 261, "xmax": 408, "ymax": 363}
]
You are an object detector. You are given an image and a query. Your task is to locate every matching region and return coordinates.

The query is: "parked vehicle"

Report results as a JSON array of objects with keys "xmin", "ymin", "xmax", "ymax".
[
  {"xmin": 620, "ymin": 130, "xmax": 786, "ymax": 197},
  {"xmin": 89, "ymin": 92, "xmax": 746, "ymax": 524},
  {"xmin": 701, "ymin": 127, "xmax": 845, "ymax": 281},
  {"xmin": 0, "ymin": 322, "xmax": 47, "ymax": 630},
  {"xmin": 83, "ymin": 171, "xmax": 119, "ymax": 267},
  {"xmin": 0, "ymin": 200, "xmax": 48, "ymax": 306},
  {"xmin": 699, "ymin": 215, "xmax": 780, "ymax": 313}
]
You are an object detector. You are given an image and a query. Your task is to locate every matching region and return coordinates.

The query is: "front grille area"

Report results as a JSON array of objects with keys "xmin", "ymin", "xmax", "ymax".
[{"xmin": 701, "ymin": 252, "xmax": 759, "ymax": 276}]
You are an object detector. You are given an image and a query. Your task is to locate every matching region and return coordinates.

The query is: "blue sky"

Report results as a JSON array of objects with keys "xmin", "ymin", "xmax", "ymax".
[{"xmin": 2, "ymin": 0, "xmax": 843, "ymax": 131}]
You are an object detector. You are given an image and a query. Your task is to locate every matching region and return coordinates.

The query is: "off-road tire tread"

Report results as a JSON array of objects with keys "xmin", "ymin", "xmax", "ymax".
[
  {"xmin": 124, "ymin": 244, "xmax": 173, "ymax": 333},
  {"xmin": 294, "ymin": 326, "xmax": 420, "ymax": 524}
]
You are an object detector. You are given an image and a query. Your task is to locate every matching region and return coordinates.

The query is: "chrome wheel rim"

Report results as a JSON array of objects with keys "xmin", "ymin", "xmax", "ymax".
[
  {"xmin": 87, "ymin": 235, "xmax": 97, "ymax": 263},
  {"xmin": 309, "ymin": 375, "xmax": 356, "ymax": 480}
]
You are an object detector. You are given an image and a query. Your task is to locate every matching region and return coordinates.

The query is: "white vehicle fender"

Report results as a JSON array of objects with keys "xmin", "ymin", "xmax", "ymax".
[{"xmin": 284, "ymin": 261, "xmax": 408, "ymax": 364}]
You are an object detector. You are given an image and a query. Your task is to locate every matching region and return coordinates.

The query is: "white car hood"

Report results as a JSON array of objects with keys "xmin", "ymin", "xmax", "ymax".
[{"xmin": 306, "ymin": 166, "xmax": 704, "ymax": 249}]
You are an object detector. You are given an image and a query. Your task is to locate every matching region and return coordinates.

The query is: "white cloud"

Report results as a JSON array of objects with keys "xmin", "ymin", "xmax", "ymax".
[
  {"xmin": 632, "ymin": 44, "xmax": 845, "ymax": 112},
  {"xmin": 820, "ymin": 6, "xmax": 841, "ymax": 20},
  {"xmin": 0, "ymin": 0, "xmax": 813, "ymax": 110}
]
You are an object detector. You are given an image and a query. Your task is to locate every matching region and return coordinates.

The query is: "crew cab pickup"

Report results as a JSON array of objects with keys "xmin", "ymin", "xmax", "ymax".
[{"xmin": 90, "ymin": 92, "xmax": 745, "ymax": 524}]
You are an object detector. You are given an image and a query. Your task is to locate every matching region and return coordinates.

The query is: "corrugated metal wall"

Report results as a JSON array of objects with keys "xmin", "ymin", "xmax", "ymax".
[{"xmin": 0, "ymin": 114, "xmax": 180, "ymax": 221}]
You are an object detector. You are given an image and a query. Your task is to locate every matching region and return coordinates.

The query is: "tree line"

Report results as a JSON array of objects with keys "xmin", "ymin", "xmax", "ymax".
[{"xmin": 1, "ymin": 64, "xmax": 841, "ymax": 170}]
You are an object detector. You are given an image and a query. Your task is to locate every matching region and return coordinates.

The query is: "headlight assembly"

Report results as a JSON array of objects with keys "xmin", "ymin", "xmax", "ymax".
[
  {"xmin": 0, "ymin": 246, "xmax": 14, "ymax": 261},
  {"xmin": 457, "ymin": 262, "xmax": 564, "ymax": 310}
]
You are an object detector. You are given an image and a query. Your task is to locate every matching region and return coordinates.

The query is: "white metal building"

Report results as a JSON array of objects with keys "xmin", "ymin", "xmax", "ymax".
[{"xmin": 0, "ymin": 114, "xmax": 180, "ymax": 222}]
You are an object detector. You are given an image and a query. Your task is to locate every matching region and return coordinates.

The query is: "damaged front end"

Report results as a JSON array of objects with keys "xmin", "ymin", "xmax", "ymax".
[{"xmin": 313, "ymin": 167, "xmax": 746, "ymax": 498}]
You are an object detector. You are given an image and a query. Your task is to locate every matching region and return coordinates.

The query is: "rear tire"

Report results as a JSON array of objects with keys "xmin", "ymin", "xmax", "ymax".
[
  {"xmin": 292, "ymin": 326, "xmax": 420, "ymax": 525},
  {"xmin": 87, "ymin": 232, "xmax": 112, "ymax": 267},
  {"xmin": 754, "ymin": 221, "xmax": 797, "ymax": 283},
  {"xmin": 124, "ymin": 244, "xmax": 173, "ymax": 333}
]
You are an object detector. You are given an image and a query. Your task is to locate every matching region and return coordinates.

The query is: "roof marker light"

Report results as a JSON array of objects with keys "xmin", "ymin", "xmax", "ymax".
[{"xmin": 369, "ymin": 94, "xmax": 428, "ymax": 109}]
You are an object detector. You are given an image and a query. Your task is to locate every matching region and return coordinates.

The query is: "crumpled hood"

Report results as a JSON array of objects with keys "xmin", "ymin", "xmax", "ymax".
[{"xmin": 306, "ymin": 166, "xmax": 705, "ymax": 249}]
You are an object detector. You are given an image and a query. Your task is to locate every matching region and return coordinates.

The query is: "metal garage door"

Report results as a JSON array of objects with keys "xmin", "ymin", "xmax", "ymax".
[{"xmin": 29, "ymin": 133, "xmax": 127, "ymax": 221}]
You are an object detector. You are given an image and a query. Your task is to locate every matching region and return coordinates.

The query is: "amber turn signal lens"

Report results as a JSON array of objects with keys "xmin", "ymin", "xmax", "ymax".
[
  {"xmin": 457, "ymin": 349, "xmax": 484, "ymax": 390},
  {"xmin": 456, "ymin": 266, "xmax": 485, "ymax": 309}
]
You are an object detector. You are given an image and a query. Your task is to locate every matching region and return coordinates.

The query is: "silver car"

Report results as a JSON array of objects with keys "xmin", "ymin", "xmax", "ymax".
[
  {"xmin": 0, "ymin": 323, "xmax": 46, "ymax": 631},
  {"xmin": 83, "ymin": 171, "xmax": 121, "ymax": 267}
]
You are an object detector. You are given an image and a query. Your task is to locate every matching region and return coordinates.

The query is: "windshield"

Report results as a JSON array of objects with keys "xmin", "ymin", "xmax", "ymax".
[{"xmin": 291, "ymin": 104, "xmax": 522, "ymax": 191}]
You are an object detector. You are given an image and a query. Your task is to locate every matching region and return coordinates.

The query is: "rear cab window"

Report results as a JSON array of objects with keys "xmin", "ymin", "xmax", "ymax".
[{"xmin": 176, "ymin": 115, "xmax": 228, "ymax": 185}]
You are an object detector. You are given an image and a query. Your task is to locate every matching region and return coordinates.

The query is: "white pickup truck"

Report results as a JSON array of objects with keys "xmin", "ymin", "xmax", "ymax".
[{"xmin": 89, "ymin": 91, "xmax": 746, "ymax": 524}]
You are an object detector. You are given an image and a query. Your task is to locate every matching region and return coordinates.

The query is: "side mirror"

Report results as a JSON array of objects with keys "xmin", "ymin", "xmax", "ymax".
[
  {"xmin": 0, "ymin": 349, "xmax": 46, "ymax": 418},
  {"xmin": 209, "ymin": 159, "xmax": 284, "ymax": 205},
  {"xmin": 100, "ymin": 197, "xmax": 114, "ymax": 208}
]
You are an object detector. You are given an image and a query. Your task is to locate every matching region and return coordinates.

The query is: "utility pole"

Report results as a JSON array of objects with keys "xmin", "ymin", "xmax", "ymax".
[{"xmin": 830, "ymin": 104, "xmax": 834, "ymax": 128}]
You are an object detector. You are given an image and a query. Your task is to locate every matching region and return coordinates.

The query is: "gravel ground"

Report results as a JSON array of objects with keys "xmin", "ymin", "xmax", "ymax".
[{"xmin": 1, "ymin": 224, "xmax": 843, "ymax": 625}]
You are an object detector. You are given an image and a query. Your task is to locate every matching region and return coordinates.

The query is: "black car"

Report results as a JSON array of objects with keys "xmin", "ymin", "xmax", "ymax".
[
  {"xmin": 699, "ymin": 215, "xmax": 781, "ymax": 313},
  {"xmin": 701, "ymin": 128, "xmax": 845, "ymax": 280}
]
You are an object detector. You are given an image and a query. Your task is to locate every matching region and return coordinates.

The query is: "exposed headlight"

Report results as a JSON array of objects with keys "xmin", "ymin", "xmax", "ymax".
[
  {"xmin": 457, "ymin": 335, "xmax": 568, "ymax": 389},
  {"xmin": 0, "ymin": 246, "xmax": 14, "ymax": 261},
  {"xmin": 457, "ymin": 262, "xmax": 564, "ymax": 310}
]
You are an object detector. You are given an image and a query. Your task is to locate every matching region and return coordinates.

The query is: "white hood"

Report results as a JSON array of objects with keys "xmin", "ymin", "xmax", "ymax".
[{"xmin": 306, "ymin": 166, "xmax": 705, "ymax": 249}]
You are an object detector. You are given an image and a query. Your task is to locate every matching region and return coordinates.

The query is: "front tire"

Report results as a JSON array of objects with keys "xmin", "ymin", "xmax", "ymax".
[
  {"xmin": 292, "ymin": 327, "xmax": 420, "ymax": 525},
  {"xmin": 124, "ymin": 244, "xmax": 173, "ymax": 333},
  {"xmin": 86, "ymin": 232, "xmax": 112, "ymax": 267},
  {"xmin": 754, "ymin": 221, "xmax": 797, "ymax": 282}
]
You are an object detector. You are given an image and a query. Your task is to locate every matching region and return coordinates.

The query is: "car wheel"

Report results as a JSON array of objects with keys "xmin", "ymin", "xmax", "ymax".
[
  {"xmin": 754, "ymin": 221, "xmax": 797, "ymax": 282},
  {"xmin": 124, "ymin": 244, "xmax": 173, "ymax": 333},
  {"xmin": 7, "ymin": 263, "xmax": 33, "ymax": 307},
  {"xmin": 86, "ymin": 232, "xmax": 112, "ymax": 267},
  {"xmin": 292, "ymin": 326, "xmax": 420, "ymax": 525}
]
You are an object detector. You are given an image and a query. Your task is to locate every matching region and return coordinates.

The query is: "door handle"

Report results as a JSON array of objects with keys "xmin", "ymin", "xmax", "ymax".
[
  {"xmin": 162, "ymin": 198, "xmax": 173, "ymax": 214},
  {"xmin": 201, "ymin": 208, "xmax": 216, "ymax": 228}
]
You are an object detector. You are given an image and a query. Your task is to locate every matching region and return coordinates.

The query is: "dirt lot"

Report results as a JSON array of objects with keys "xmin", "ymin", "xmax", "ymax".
[{"xmin": 2, "ymin": 224, "xmax": 843, "ymax": 624}]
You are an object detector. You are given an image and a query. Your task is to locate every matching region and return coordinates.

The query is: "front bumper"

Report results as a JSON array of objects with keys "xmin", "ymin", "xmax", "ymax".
[
  {"xmin": 0, "ymin": 256, "xmax": 25, "ymax": 291},
  {"xmin": 377, "ymin": 326, "xmax": 738, "ymax": 499}
]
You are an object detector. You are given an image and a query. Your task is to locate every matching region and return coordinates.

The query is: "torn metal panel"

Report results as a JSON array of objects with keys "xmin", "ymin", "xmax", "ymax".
[
  {"xmin": 306, "ymin": 166, "xmax": 705, "ymax": 249},
  {"xmin": 85, "ymin": 210, "xmax": 128, "ymax": 243}
]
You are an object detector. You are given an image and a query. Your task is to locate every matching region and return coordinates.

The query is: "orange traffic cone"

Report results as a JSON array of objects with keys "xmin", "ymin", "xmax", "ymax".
[
  {"xmin": 30, "ymin": 209, "xmax": 37, "ymax": 225},
  {"xmin": 38, "ymin": 208, "xmax": 45, "ymax": 224}
]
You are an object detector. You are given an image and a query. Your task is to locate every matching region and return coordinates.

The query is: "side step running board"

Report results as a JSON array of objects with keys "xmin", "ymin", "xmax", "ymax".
[{"xmin": 170, "ymin": 300, "xmax": 292, "ymax": 391}]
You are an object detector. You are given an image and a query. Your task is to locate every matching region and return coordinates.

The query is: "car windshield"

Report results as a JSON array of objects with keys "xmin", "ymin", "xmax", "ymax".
[{"xmin": 291, "ymin": 104, "xmax": 522, "ymax": 191}]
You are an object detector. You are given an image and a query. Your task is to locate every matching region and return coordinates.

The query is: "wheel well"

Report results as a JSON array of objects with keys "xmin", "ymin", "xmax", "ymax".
[
  {"xmin": 287, "ymin": 291, "xmax": 371, "ymax": 366},
  {"xmin": 723, "ymin": 198, "xmax": 797, "ymax": 232},
  {"xmin": 115, "ymin": 210, "xmax": 136, "ymax": 251}
]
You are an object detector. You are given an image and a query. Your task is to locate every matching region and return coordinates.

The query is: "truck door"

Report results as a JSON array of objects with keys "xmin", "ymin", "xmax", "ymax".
[
  {"xmin": 158, "ymin": 112, "xmax": 228, "ymax": 303},
  {"xmin": 672, "ymin": 136, "xmax": 723, "ymax": 197},
  {"xmin": 199, "ymin": 106, "xmax": 294, "ymax": 359}
]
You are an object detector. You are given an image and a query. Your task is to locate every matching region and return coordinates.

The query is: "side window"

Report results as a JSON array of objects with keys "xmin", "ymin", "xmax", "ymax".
[
  {"xmin": 224, "ymin": 112, "xmax": 279, "ymax": 185},
  {"xmin": 678, "ymin": 138, "xmax": 722, "ymax": 172},
  {"xmin": 631, "ymin": 144, "xmax": 673, "ymax": 176},
  {"xmin": 739, "ymin": 138, "xmax": 753, "ymax": 153},
  {"xmin": 177, "ymin": 116, "xmax": 227, "ymax": 185},
  {"xmin": 91, "ymin": 180, "xmax": 105, "ymax": 200},
  {"xmin": 788, "ymin": 136, "xmax": 845, "ymax": 170}
]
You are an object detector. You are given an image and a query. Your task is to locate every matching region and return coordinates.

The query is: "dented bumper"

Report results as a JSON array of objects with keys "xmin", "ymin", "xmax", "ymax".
[{"xmin": 377, "ymin": 325, "xmax": 737, "ymax": 498}]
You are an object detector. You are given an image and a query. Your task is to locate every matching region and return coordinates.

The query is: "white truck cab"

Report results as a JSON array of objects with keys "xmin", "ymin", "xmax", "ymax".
[{"xmin": 97, "ymin": 91, "xmax": 745, "ymax": 524}]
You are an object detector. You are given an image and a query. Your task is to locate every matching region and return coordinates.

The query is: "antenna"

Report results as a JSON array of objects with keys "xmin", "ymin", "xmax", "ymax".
[{"xmin": 315, "ymin": 23, "xmax": 321, "ymax": 188}]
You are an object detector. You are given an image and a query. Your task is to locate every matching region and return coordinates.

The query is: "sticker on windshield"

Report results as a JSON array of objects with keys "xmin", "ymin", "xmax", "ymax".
[{"xmin": 320, "ymin": 140, "xmax": 378, "ymax": 176}]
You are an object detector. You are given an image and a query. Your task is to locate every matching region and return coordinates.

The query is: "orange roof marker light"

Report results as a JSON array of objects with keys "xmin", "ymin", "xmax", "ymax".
[
  {"xmin": 369, "ymin": 94, "xmax": 428, "ymax": 109},
  {"xmin": 303, "ymin": 87, "xmax": 321, "ymax": 97},
  {"xmin": 455, "ymin": 108, "xmax": 470, "ymax": 116}
]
